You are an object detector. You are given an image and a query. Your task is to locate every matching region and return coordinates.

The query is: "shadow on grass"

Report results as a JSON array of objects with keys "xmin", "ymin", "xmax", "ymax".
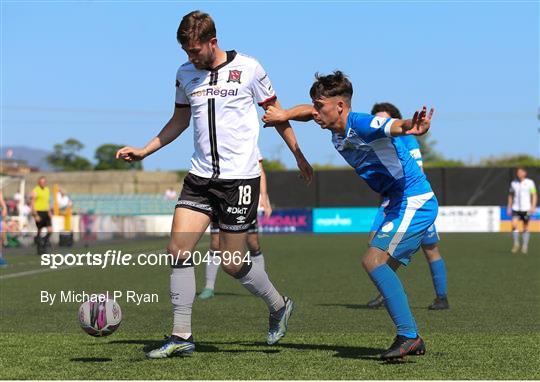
[
  {"xmin": 107, "ymin": 339, "xmax": 420, "ymax": 363},
  {"xmin": 206, "ymin": 340, "xmax": 386, "ymax": 362},
  {"xmin": 319, "ymin": 302, "xmax": 444, "ymax": 312},
  {"xmin": 317, "ymin": 303, "xmax": 375, "ymax": 310},
  {"xmin": 209, "ymin": 292, "xmax": 250, "ymax": 298},
  {"xmin": 107, "ymin": 339, "xmax": 280, "ymax": 355},
  {"xmin": 70, "ymin": 357, "xmax": 112, "ymax": 362}
]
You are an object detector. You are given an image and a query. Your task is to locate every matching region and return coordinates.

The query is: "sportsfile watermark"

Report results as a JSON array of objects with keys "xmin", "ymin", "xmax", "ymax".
[{"xmin": 40, "ymin": 250, "xmax": 251, "ymax": 269}]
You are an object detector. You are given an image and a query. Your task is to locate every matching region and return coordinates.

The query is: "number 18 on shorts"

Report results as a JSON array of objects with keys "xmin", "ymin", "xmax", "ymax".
[{"xmin": 176, "ymin": 173, "xmax": 261, "ymax": 233}]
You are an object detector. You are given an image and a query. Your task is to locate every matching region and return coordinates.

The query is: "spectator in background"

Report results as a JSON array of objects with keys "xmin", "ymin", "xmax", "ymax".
[
  {"xmin": 13, "ymin": 191, "xmax": 22, "ymax": 203},
  {"xmin": 12, "ymin": 191, "xmax": 23, "ymax": 215},
  {"xmin": 21, "ymin": 199, "xmax": 32, "ymax": 219},
  {"xmin": 57, "ymin": 188, "xmax": 72, "ymax": 212},
  {"xmin": 164, "ymin": 187, "xmax": 177, "ymax": 200}
]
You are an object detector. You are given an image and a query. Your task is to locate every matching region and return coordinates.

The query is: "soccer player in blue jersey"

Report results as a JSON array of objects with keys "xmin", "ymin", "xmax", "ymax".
[
  {"xmin": 366, "ymin": 102, "xmax": 449, "ymax": 311},
  {"xmin": 263, "ymin": 71, "xmax": 436, "ymax": 361}
]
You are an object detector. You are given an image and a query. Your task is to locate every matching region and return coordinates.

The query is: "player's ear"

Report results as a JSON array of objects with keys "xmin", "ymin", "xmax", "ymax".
[{"xmin": 337, "ymin": 100, "xmax": 344, "ymax": 114}]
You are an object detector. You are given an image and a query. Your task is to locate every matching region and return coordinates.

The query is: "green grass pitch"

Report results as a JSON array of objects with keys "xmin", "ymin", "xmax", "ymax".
[{"xmin": 1, "ymin": 233, "xmax": 539, "ymax": 379}]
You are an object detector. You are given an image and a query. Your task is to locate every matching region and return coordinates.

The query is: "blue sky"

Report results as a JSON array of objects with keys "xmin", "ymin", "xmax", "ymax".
[{"xmin": 2, "ymin": 1, "xmax": 539, "ymax": 170}]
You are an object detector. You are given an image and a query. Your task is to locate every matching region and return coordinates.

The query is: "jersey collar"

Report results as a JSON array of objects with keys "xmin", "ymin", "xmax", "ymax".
[{"xmin": 344, "ymin": 111, "xmax": 354, "ymax": 138}]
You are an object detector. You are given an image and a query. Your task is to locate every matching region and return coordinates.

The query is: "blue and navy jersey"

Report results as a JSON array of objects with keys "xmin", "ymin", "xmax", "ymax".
[
  {"xmin": 397, "ymin": 135, "xmax": 423, "ymax": 168},
  {"xmin": 332, "ymin": 112, "xmax": 432, "ymax": 198}
]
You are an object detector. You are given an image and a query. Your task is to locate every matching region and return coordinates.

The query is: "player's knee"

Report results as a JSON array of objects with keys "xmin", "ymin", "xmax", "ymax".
[
  {"xmin": 422, "ymin": 244, "xmax": 441, "ymax": 261},
  {"xmin": 210, "ymin": 234, "xmax": 220, "ymax": 251},
  {"xmin": 220, "ymin": 260, "xmax": 243, "ymax": 276},
  {"xmin": 361, "ymin": 254, "xmax": 376, "ymax": 272},
  {"xmin": 246, "ymin": 235, "xmax": 259, "ymax": 252},
  {"xmin": 362, "ymin": 248, "xmax": 387, "ymax": 272},
  {"xmin": 167, "ymin": 241, "xmax": 190, "ymax": 262}
]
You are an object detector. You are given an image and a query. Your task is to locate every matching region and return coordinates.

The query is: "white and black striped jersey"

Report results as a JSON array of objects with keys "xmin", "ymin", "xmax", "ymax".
[
  {"xmin": 175, "ymin": 50, "xmax": 276, "ymax": 180},
  {"xmin": 509, "ymin": 178, "xmax": 537, "ymax": 212}
]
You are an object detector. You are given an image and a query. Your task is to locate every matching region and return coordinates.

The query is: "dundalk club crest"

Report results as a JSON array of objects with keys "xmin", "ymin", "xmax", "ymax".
[{"xmin": 227, "ymin": 70, "xmax": 242, "ymax": 84}]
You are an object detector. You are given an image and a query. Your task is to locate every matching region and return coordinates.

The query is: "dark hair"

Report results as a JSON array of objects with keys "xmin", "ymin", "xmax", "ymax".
[
  {"xmin": 516, "ymin": 167, "xmax": 527, "ymax": 173},
  {"xmin": 177, "ymin": 11, "xmax": 216, "ymax": 45},
  {"xmin": 309, "ymin": 71, "xmax": 353, "ymax": 104},
  {"xmin": 371, "ymin": 102, "xmax": 402, "ymax": 119}
]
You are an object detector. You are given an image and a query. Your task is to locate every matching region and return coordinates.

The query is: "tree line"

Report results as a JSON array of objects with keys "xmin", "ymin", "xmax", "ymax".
[
  {"xmin": 48, "ymin": 135, "xmax": 539, "ymax": 172},
  {"xmin": 46, "ymin": 139, "xmax": 142, "ymax": 171}
]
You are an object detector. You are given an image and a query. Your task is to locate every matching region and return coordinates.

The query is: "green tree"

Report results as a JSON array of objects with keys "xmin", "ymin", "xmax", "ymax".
[
  {"xmin": 262, "ymin": 159, "xmax": 287, "ymax": 171},
  {"xmin": 94, "ymin": 144, "xmax": 142, "ymax": 170},
  {"xmin": 46, "ymin": 138, "xmax": 92, "ymax": 171},
  {"xmin": 417, "ymin": 133, "xmax": 444, "ymax": 162},
  {"xmin": 423, "ymin": 159, "xmax": 465, "ymax": 168},
  {"xmin": 480, "ymin": 154, "xmax": 540, "ymax": 167},
  {"xmin": 312, "ymin": 163, "xmax": 349, "ymax": 170}
]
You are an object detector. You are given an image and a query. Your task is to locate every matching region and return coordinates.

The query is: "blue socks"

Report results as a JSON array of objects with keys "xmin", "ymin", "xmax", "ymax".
[
  {"xmin": 429, "ymin": 259, "xmax": 448, "ymax": 299},
  {"xmin": 369, "ymin": 264, "xmax": 417, "ymax": 338}
]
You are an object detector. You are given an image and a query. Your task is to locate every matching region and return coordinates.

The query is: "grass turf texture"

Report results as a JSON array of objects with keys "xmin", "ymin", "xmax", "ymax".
[{"xmin": 0, "ymin": 233, "xmax": 539, "ymax": 379}]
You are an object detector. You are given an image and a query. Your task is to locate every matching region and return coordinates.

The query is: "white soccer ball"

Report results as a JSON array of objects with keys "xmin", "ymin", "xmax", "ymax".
[{"xmin": 78, "ymin": 294, "xmax": 122, "ymax": 337}]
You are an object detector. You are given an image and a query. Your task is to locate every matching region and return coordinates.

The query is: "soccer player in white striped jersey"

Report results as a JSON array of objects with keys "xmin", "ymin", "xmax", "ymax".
[
  {"xmin": 508, "ymin": 167, "xmax": 537, "ymax": 254},
  {"xmin": 117, "ymin": 10, "xmax": 312, "ymax": 358},
  {"xmin": 366, "ymin": 103, "xmax": 449, "ymax": 310}
]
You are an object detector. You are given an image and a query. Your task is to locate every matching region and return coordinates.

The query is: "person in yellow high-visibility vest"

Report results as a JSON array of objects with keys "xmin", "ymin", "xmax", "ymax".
[{"xmin": 31, "ymin": 176, "xmax": 52, "ymax": 251}]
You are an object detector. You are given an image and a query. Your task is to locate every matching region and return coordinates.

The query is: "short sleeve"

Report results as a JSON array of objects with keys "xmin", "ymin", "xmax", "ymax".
[
  {"xmin": 347, "ymin": 112, "xmax": 395, "ymax": 143},
  {"xmin": 530, "ymin": 180, "xmax": 537, "ymax": 194},
  {"xmin": 175, "ymin": 71, "xmax": 189, "ymax": 108},
  {"xmin": 509, "ymin": 183, "xmax": 515, "ymax": 195},
  {"xmin": 256, "ymin": 147, "xmax": 264, "ymax": 162},
  {"xmin": 250, "ymin": 61, "xmax": 276, "ymax": 106}
]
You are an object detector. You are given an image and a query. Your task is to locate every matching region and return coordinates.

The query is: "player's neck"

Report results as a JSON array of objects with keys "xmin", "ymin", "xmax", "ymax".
[
  {"xmin": 335, "ymin": 109, "xmax": 350, "ymax": 135},
  {"xmin": 209, "ymin": 48, "xmax": 228, "ymax": 70}
]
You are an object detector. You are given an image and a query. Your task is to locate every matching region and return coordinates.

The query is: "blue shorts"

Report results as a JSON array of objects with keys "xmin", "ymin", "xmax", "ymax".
[
  {"xmin": 371, "ymin": 198, "xmax": 440, "ymax": 247},
  {"xmin": 370, "ymin": 192, "xmax": 439, "ymax": 266}
]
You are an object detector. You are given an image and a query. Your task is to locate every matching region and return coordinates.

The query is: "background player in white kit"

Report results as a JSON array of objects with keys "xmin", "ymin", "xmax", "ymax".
[
  {"xmin": 199, "ymin": 147, "xmax": 273, "ymax": 300},
  {"xmin": 116, "ymin": 10, "xmax": 312, "ymax": 359},
  {"xmin": 507, "ymin": 167, "xmax": 537, "ymax": 254}
]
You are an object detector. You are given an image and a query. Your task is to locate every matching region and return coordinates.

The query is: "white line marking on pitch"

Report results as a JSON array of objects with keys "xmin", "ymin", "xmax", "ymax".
[{"xmin": 0, "ymin": 265, "xmax": 79, "ymax": 280}]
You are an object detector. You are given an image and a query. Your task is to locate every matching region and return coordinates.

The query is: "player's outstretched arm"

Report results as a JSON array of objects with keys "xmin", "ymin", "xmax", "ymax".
[
  {"xmin": 262, "ymin": 104, "xmax": 313, "ymax": 125},
  {"xmin": 116, "ymin": 107, "xmax": 191, "ymax": 162},
  {"xmin": 389, "ymin": 106, "xmax": 434, "ymax": 137},
  {"xmin": 261, "ymin": 100, "xmax": 313, "ymax": 184}
]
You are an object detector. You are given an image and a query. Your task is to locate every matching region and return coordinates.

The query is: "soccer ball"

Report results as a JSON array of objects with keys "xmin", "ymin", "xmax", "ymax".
[{"xmin": 78, "ymin": 294, "xmax": 122, "ymax": 337}]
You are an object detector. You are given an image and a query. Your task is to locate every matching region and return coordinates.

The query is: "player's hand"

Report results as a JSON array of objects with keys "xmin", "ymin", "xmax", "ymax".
[
  {"xmin": 406, "ymin": 106, "xmax": 434, "ymax": 136},
  {"xmin": 262, "ymin": 105, "xmax": 288, "ymax": 126},
  {"xmin": 116, "ymin": 146, "xmax": 146, "ymax": 162},
  {"xmin": 1, "ymin": 209, "xmax": 7, "ymax": 218},
  {"xmin": 296, "ymin": 155, "xmax": 313, "ymax": 185},
  {"xmin": 34, "ymin": 213, "xmax": 41, "ymax": 222},
  {"xmin": 529, "ymin": 208, "xmax": 536, "ymax": 216},
  {"xmin": 506, "ymin": 207, "xmax": 512, "ymax": 216},
  {"xmin": 263, "ymin": 203, "xmax": 273, "ymax": 218}
]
